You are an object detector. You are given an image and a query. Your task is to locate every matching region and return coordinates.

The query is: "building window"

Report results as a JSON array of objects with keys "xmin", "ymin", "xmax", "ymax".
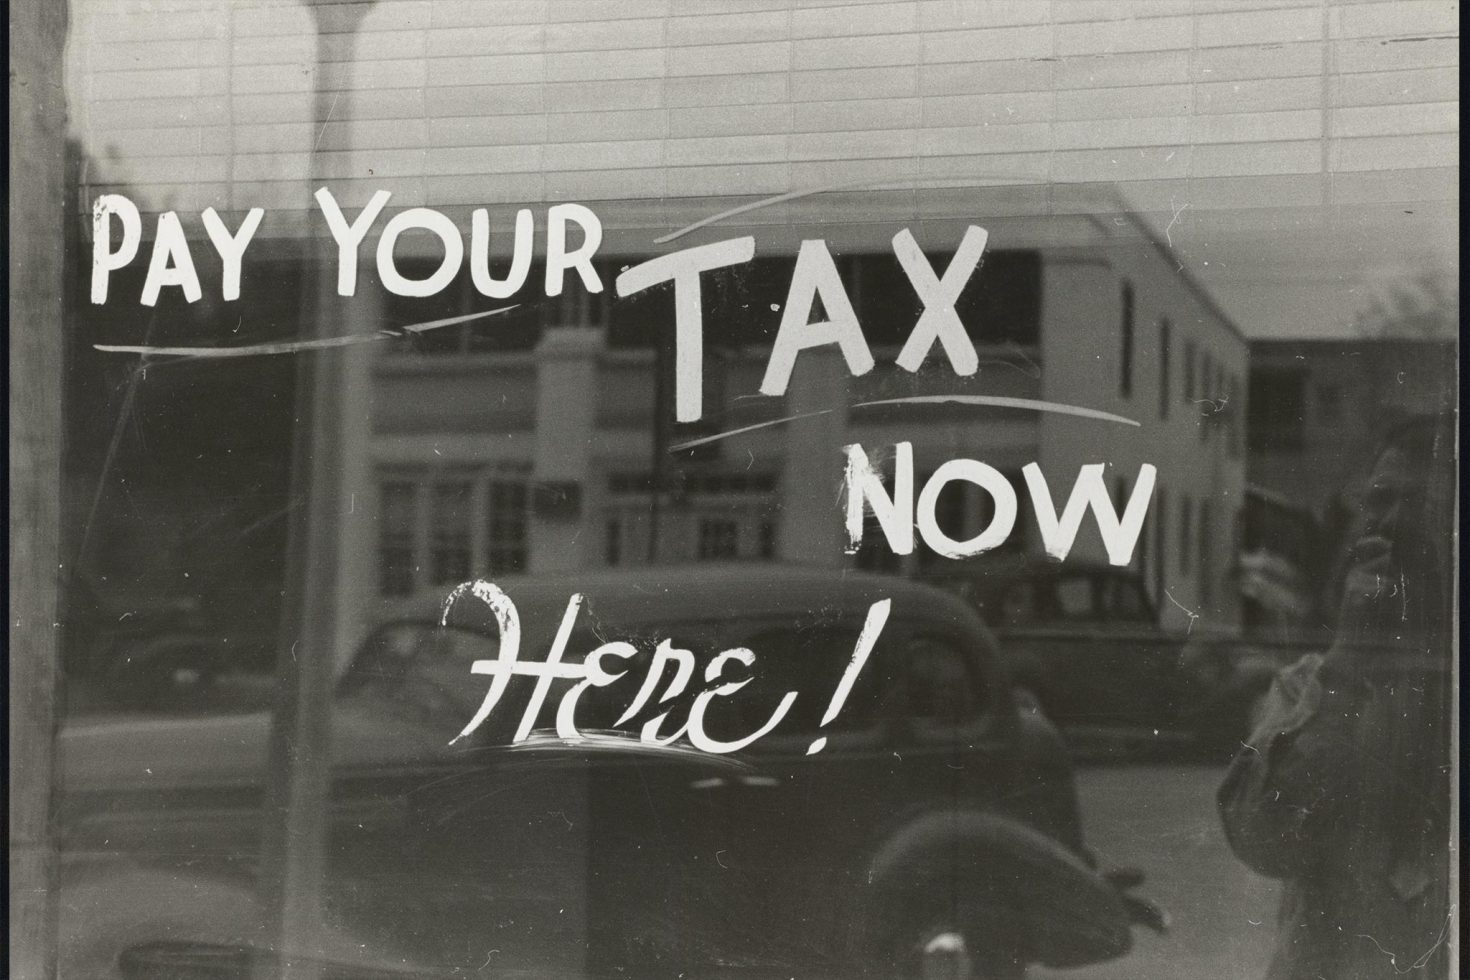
[
  {"xmin": 607, "ymin": 469, "xmax": 778, "ymax": 564},
  {"xmin": 376, "ymin": 468, "xmax": 530, "ymax": 595},
  {"xmin": 1113, "ymin": 475, "xmax": 1132, "ymax": 566},
  {"xmin": 1198, "ymin": 500, "xmax": 1212, "ymax": 602},
  {"xmin": 548, "ymin": 258, "xmax": 615, "ymax": 329},
  {"xmin": 1227, "ymin": 375, "xmax": 1242, "ymax": 458},
  {"xmin": 486, "ymin": 478, "xmax": 529, "ymax": 573},
  {"xmin": 1179, "ymin": 497, "xmax": 1193, "ymax": 574},
  {"xmin": 703, "ymin": 249, "xmax": 1044, "ymax": 352},
  {"xmin": 605, "ymin": 518, "xmax": 622, "ymax": 566},
  {"xmin": 384, "ymin": 257, "xmax": 631, "ymax": 354},
  {"xmin": 1153, "ymin": 488, "xmax": 1167, "ymax": 606},
  {"xmin": 930, "ymin": 471, "xmax": 969, "ymax": 545},
  {"xmin": 1316, "ymin": 382, "xmax": 1341, "ymax": 424},
  {"xmin": 1158, "ymin": 318, "xmax": 1172, "ymax": 420},
  {"xmin": 430, "ymin": 481, "xmax": 474, "ymax": 585},
  {"xmin": 1120, "ymin": 281, "xmax": 1134, "ymax": 398},
  {"xmin": 697, "ymin": 519, "xmax": 739, "ymax": 559},
  {"xmin": 1183, "ymin": 339, "xmax": 1195, "ymax": 404},
  {"xmin": 1247, "ymin": 367, "xmax": 1307, "ymax": 451},
  {"xmin": 1134, "ymin": 474, "xmax": 1150, "ymax": 575},
  {"xmin": 379, "ymin": 482, "xmax": 418, "ymax": 596},
  {"xmin": 1200, "ymin": 352, "xmax": 1213, "ymax": 442},
  {"xmin": 1179, "ymin": 496, "xmax": 1193, "ymax": 574}
]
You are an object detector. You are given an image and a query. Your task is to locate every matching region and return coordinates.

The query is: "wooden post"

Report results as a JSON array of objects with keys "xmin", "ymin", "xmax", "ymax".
[
  {"xmin": 255, "ymin": 4, "xmax": 374, "ymax": 978},
  {"xmin": 9, "ymin": 1, "xmax": 71, "ymax": 977}
]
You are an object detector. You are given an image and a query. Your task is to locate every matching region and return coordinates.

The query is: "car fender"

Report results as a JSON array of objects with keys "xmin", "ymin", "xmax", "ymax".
[
  {"xmin": 58, "ymin": 867, "xmax": 264, "ymax": 980},
  {"xmin": 861, "ymin": 810, "xmax": 1133, "ymax": 969},
  {"xmin": 58, "ymin": 866, "xmax": 423, "ymax": 980}
]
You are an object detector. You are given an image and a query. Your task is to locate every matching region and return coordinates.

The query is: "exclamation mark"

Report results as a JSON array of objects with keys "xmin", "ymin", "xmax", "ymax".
[{"xmin": 808, "ymin": 598, "xmax": 891, "ymax": 755}]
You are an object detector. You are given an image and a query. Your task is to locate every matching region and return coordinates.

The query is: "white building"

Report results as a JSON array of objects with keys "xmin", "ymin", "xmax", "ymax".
[{"xmin": 349, "ymin": 193, "xmax": 1247, "ymax": 636}]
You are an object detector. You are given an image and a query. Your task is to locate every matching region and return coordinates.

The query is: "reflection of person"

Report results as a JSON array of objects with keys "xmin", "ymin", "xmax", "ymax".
[{"xmin": 1218, "ymin": 415, "xmax": 1454, "ymax": 979}]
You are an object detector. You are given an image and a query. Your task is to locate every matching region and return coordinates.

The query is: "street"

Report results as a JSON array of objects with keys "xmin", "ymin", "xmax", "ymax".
[{"xmin": 1036, "ymin": 763, "xmax": 1282, "ymax": 980}]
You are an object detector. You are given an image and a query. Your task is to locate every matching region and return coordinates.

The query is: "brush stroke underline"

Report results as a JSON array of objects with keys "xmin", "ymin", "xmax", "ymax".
[
  {"xmin": 668, "ymin": 395, "xmax": 1138, "ymax": 452},
  {"xmin": 93, "ymin": 306, "xmax": 518, "ymax": 359}
]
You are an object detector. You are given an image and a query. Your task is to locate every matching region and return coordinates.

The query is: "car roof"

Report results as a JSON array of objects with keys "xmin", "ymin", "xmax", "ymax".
[
  {"xmin": 916, "ymin": 554, "xmax": 1148, "ymax": 581},
  {"xmin": 379, "ymin": 562, "xmax": 986, "ymax": 644}
]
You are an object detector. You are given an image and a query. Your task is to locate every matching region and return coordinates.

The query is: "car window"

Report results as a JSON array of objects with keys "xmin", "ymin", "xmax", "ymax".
[
  {"xmin": 728, "ymin": 624, "xmax": 889, "ymax": 737},
  {"xmin": 1106, "ymin": 575, "xmax": 1154, "ymax": 625},
  {"xmin": 562, "ymin": 624, "xmax": 722, "ymax": 734},
  {"xmin": 995, "ymin": 581, "xmax": 1036, "ymax": 627},
  {"xmin": 904, "ymin": 635, "xmax": 983, "ymax": 725},
  {"xmin": 339, "ymin": 623, "xmax": 501, "ymax": 726},
  {"xmin": 1052, "ymin": 575, "xmax": 1098, "ymax": 621}
]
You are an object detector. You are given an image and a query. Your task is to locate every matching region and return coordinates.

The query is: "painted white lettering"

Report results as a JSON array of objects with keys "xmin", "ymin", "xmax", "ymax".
[
  {"xmin": 91, "ymin": 194, "xmax": 142, "ymax": 304},
  {"xmin": 844, "ymin": 441, "xmax": 914, "ymax": 556},
  {"xmin": 201, "ymin": 207, "xmax": 264, "ymax": 302},
  {"xmin": 377, "ymin": 207, "xmax": 464, "ymax": 298},
  {"xmin": 1023, "ymin": 462, "xmax": 1156, "ymax": 565},
  {"xmin": 616, "ymin": 237, "xmax": 755, "ymax": 422},
  {"xmin": 892, "ymin": 226, "xmax": 985, "ymax": 375},
  {"xmin": 315, "ymin": 186, "xmax": 391, "ymax": 297},
  {"xmin": 545, "ymin": 203, "xmax": 603, "ymax": 297},
  {"xmin": 469, "ymin": 207, "xmax": 534, "ymax": 299},
  {"xmin": 760, "ymin": 239, "xmax": 874, "ymax": 396},
  {"xmin": 140, "ymin": 212, "xmax": 202, "ymax": 307},
  {"xmin": 916, "ymin": 458, "xmax": 1017, "ymax": 558}
]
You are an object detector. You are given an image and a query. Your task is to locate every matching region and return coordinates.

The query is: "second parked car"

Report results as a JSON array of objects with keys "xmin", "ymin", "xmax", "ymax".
[{"xmin": 918, "ymin": 556, "xmax": 1261, "ymax": 756}]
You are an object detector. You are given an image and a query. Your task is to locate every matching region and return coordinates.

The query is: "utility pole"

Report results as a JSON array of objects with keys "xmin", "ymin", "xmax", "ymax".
[
  {"xmin": 10, "ymin": 1, "xmax": 71, "ymax": 977},
  {"xmin": 255, "ymin": 3, "xmax": 375, "ymax": 978}
]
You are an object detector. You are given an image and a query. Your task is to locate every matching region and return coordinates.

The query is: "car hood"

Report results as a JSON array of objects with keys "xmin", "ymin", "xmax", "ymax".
[
  {"xmin": 59, "ymin": 708, "xmax": 744, "ymax": 798},
  {"xmin": 59, "ymin": 705, "xmax": 451, "ymax": 796}
]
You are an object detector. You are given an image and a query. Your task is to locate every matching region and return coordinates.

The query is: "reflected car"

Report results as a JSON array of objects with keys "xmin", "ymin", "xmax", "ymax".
[
  {"xmin": 58, "ymin": 564, "xmax": 1157, "ymax": 979},
  {"xmin": 917, "ymin": 557, "xmax": 1256, "ymax": 755}
]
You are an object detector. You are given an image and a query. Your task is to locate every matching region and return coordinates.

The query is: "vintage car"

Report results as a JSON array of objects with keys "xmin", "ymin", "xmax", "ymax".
[
  {"xmin": 58, "ymin": 564, "xmax": 1157, "ymax": 979},
  {"xmin": 916, "ymin": 557, "xmax": 1258, "ymax": 755}
]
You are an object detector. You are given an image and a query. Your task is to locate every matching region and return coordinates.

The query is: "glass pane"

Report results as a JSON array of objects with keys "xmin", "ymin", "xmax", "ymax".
[{"xmin": 20, "ymin": 4, "xmax": 1455, "ymax": 979}]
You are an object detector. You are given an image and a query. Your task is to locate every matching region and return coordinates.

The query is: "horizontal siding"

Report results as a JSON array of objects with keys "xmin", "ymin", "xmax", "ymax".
[{"xmin": 70, "ymin": 0, "xmax": 1457, "ymax": 223}]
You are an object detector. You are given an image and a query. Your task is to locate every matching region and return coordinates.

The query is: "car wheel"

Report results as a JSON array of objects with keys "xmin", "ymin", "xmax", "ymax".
[{"xmin": 875, "ymin": 901, "xmax": 1027, "ymax": 980}]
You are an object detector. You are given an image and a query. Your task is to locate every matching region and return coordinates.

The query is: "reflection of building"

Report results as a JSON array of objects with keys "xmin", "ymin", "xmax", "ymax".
[
  {"xmin": 1248, "ymin": 338, "xmax": 1455, "ymax": 514},
  {"xmin": 1242, "ymin": 337, "xmax": 1454, "ymax": 636},
  {"xmin": 359, "ymin": 203, "xmax": 1247, "ymax": 636}
]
